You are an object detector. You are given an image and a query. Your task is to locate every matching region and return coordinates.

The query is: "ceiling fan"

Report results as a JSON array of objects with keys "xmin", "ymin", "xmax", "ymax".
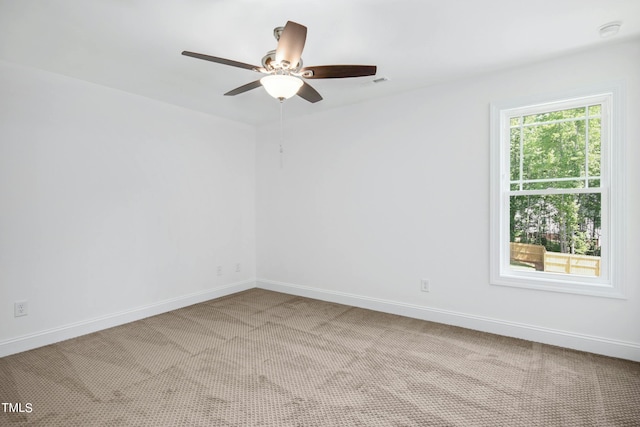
[{"xmin": 182, "ymin": 21, "xmax": 377, "ymax": 103}]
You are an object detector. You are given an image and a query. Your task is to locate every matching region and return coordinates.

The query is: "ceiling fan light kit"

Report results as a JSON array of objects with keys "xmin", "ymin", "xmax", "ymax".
[
  {"xmin": 260, "ymin": 74, "xmax": 303, "ymax": 100},
  {"xmin": 182, "ymin": 20, "xmax": 377, "ymax": 103}
]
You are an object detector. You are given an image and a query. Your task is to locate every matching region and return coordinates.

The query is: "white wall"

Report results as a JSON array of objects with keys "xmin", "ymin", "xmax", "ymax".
[
  {"xmin": 0, "ymin": 60, "xmax": 256, "ymax": 355},
  {"xmin": 256, "ymin": 40, "xmax": 640, "ymax": 360}
]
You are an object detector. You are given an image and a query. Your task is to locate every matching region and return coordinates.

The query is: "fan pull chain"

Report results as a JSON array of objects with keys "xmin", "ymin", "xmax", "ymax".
[{"xmin": 279, "ymin": 100, "xmax": 284, "ymax": 169}]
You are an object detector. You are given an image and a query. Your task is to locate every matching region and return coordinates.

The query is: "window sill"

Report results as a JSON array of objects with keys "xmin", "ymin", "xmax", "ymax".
[{"xmin": 490, "ymin": 273, "xmax": 626, "ymax": 299}]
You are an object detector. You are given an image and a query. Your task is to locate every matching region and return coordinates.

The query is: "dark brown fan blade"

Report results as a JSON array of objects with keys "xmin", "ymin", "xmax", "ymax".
[
  {"xmin": 182, "ymin": 51, "xmax": 260, "ymax": 71},
  {"xmin": 275, "ymin": 21, "xmax": 307, "ymax": 68},
  {"xmin": 301, "ymin": 65, "xmax": 377, "ymax": 79},
  {"xmin": 224, "ymin": 80, "xmax": 263, "ymax": 96},
  {"xmin": 297, "ymin": 81, "xmax": 323, "ymax": 103}
]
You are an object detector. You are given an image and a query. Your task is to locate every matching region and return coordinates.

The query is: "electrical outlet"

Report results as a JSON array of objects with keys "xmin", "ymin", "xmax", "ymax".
[
  {"xmin": 235, "ymin": 263, "xmax": 241, "ymax": 273},
  {"xmin": 14, "ymin": 301, "xmax": 28, "ymax": 317},
  {"xmin": 420, "ymin": 279, "xmax": 430, "ymax": 292},
  {"xmin": 217, "ymin": 266, "xmax": 222, "ymax": 276}
]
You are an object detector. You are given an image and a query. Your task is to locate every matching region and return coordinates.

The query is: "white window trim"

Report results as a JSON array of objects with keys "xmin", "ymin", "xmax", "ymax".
[{"xmin": 489, "ymin": 83, "xmax": 626, "ymax": 299}]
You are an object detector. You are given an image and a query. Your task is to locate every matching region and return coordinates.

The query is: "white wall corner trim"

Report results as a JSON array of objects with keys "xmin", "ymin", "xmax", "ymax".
[
  {"xmin": 0, "ymin": 279, "xmax": 256, "ymax": 358},
  {"xmin": 257, "ymin": 279, "xmax": 640, "ymax": 362}
]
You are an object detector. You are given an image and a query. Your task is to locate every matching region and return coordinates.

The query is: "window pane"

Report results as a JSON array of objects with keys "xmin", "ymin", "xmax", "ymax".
[
  {"xmin": 522, "ymin": 120, "xmax": 586, "ymax": 182},
  {"xmin": 509, "ymin": 193, "xmax": 601, "ymax": 276},
  {"xmin": 522, "ymin": 107, "xmax": 586, "ymax": 125},
  {"xmin": 510, "ymin": 117, "xmax": 520, "ymax": 127},
  {"xmin": 510, "ymin": 127, "xmax": 520, "ymax": 181},
  {"xmin": 588, "ymin": 104, "xmax": 601, "ymax": 116},
  {"xmin": 522, "ymin": 180, "xmax": 585, "ymax": 190},
  {"xmin": 588, "ymin": 118, "xmax": 601, "ymax": 178}
]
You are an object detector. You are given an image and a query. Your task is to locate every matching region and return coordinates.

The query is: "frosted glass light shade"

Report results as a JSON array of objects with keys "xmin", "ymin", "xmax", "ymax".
[{"xmin": 260, "ymin": 75, "xmax": 303, "ymax": 100}]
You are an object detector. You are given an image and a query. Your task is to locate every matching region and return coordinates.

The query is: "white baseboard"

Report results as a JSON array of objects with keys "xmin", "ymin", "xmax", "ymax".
[
  {"xmin": 5, "ymin": 278, "xmax": 638, "ymax": 362},
  {"xmin": 257, "ymin": 279, "xmax": 640, "ymax": 362},
  {"xmin": 0, "ymin": 279, "xmax": 256, "ymax": 358}
]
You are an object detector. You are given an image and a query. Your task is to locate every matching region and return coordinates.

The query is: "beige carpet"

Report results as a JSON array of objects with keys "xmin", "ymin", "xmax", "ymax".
[{"xmin": 1, "ymin": 288, "xmax": 639, "ymax": 426}]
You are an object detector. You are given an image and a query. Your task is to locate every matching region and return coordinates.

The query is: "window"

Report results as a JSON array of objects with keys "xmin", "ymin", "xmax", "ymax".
[{"xmin": 490, "ymin": 86, "xmax": 625, "ymax": 298}]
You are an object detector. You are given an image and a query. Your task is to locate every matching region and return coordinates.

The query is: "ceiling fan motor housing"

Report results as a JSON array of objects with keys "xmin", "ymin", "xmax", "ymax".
[{"xmin": 262, "ymin": 50, "xmax": 303, "ymax": 73}]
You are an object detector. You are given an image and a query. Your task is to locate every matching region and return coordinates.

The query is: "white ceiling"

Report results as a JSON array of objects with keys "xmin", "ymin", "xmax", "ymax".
[{"xmin": 1, "ymin": 1, "xmax": 638, "ymax": 126}]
